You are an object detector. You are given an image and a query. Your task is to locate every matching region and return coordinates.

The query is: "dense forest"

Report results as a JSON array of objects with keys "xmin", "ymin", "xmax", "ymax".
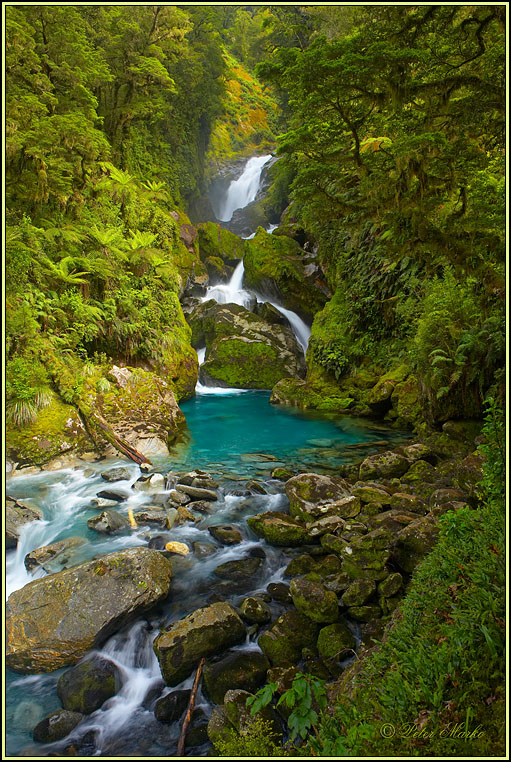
[{"xmin": 5, "ymin": 4, "xmax": 506, "ymax": 758}]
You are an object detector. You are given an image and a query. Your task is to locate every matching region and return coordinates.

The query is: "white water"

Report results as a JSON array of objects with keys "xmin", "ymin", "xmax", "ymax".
[
  {"xmin": 217, "ymin": 155, "xmax": 272, "ymax": 222},
  {"xmin": 265, "ymin": 301, "xmax": 311, "ymax": 354},
  {"xmin": 201, "ymin": 260, "xmax": 253, "ymax": 308}
]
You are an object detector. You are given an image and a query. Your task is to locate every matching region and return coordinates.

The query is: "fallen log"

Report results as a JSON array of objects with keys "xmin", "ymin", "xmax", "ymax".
[
  {"xmin": 87, "ymin": 412, "xmax": 152, "ymax": 465},
  {"xmin": 177, "ymin": 657, "xmax": 205, "ymax": 755}
]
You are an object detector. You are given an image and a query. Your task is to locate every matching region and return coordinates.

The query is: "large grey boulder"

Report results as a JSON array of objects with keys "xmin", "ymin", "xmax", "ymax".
[
  {"xmin": 153, "ymin": 602, "xmax": 246, "ymax": 686},
  {"xmin": 285, "ymin": 473, "xmax": 352, "ymax": 521},
  {"xmin": 6, "ymin": 548, "xmax": 172, "ymax": 673},
  {"xmin": 6, "ymin": 497, "xmax": 43, "ymax": 549}
]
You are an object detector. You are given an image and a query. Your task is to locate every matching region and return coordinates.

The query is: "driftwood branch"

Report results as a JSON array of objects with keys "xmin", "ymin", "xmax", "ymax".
[
  {"xmin": 177, "ymin": 657, "xmax": 205, "ymax": 756},
  {"xmin": 89, "ymin": 413, "xmax": 153, "ymax": 465}
]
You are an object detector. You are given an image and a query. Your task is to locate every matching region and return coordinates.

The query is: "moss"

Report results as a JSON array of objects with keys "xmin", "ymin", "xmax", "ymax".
[
  {"xmin": 202, "ymin": 338, "xmax": 285, "ymax": 389},
  {"xmin": 197, "ymin": 222, "xmax": 247, "ymax": 263},
  {"xmin": 317, "ymin": 623, "xmax": 356, "ymax": 659},
  {"xmin": 244, "ymin": 228, "xmax": 326, "ymax": 319},
  {"xmin": 270, "ymin": 378, "xmax": 353, "ymax": 412},
  {"xmin": 6, "ymin": 392, "xmax": 92, "ymax": 465}
]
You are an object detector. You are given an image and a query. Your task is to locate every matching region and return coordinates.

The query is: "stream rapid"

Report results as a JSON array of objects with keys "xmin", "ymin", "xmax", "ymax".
[{"xmin": 5, "ymin": 155, "xmax": 410, "ymax": 757}]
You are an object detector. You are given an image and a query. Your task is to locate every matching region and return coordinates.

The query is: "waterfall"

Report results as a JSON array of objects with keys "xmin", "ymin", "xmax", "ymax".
[
  {"xmin": 265, "ymin": 302, "xmax": 311, "ymax": 354},
  {"xmin": 201, "ymin": 260, "xmax": 253, "ymax": 308},
  {"xmin": 217, "ymin": 155, "xmax": 272, "ymax": 222}
]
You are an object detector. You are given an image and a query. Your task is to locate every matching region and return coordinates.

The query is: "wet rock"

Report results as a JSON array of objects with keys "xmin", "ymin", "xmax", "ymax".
[
  {"xmin": 96, "ymin": 489, "xmax": 129, "ymax": 502},
  {"xmin": 321, "ymin": 572, "xmax": 351, "ymax": 595},
  {"xmin": 6, "ymin": 548, "xmax": 173, "ymax": 673},
  {"xmin": 317, "ymin": 622, "xmax": 356, "ymax": 660},
  {"xmin": 175, "ymin": 483, "xmax": 218, "ymax": 501},
  {"xmin": 284, "ymin": 553, "xmax": 318, "ymax": 576},
  {"xmin": 148, "ymin": 535, "xmax": 167, "ymax": 550},
  {"xmin": 57, "ymin": 655, "xmax": 121, "ymax": 714},
  {"xmin": 289, "ymin": 578, "xmax": 339, "ymax": 623},
  {"xmin": 101, "ymin": 467, "xmax": 132, "ymax": 482},
  {"xmin": 6, "ymin": 497, "xmax": 43, "ymax": 549},
  {"xmin": 193, "ymin": 541, "xmax": 216, "ymax": 557},
  {"xmin": 392, "ymin": 516, "xmax": 440, "ymax": 573},
  {"xmin": 213, "ymin": 557, "xmax": 263, "ymax": 580},
  {"xmin": 133, "ymin": 473, "xmax": 165, "ymax": 492},
  {"xmin": 429, "ymin": 487, "xmax": 469, "ymax": 507},
  {"xmin": 133, "ymin": 510, "xmax": 169, "ymax": 526},
  {"xmin": 271, "ymin": 467, "xmax": 295, "ymax": 480},
  {"xmin": 168, "ymin": 489, "xmax": 191, "ymax": 505},
  {"xmin": 306, "ymin": 515, "xmax": 346, "ymax": 538},
  {"xmin": 246, "ymin": 479, "xmax": 268, "ymax": 495},
  {"xmin": 399, "ymin": 443, "xmax": 437, "ymax": 464},
  {"xmin": 341, "ymin": 579, "xmax": 376, "ymax": 607},
  {"xmin": 247, "ymin": 511, "xmax": 308, "ymax": 546},
  {"xmin": 154, "ymin": 689, "xmax": 191, "ymax": 723},
  {"xmin": 223, "ymin": 688, "xmax": 281, "ymax": 736},
  {"xmin": 359, "ymin": 451, "xmax": 410, "ymax": 481},
  {"xmin": 153, "ymin": 602, "xmax": 246, "ymax": 686},
  {"xmin": 285, "ymin": 473, "xmax": 351, "ymax": 521},
  {"xmin": 190, "ymin": 500, "xmax": 215, "ymax": 514},
  {"xmin": 24, "ymin": 536, "xmax": 85, "ymax": 572},
  {"xmin": 320, "ymin": 533, "xmax": 348, "ymax": 556},
  {"xmin": 266, "ymin": 582, "xmax": 292, "ymax": 604},
  {"xmin": 186, "ymin": 708, "xmax": 209, "ymax": 747},
  {"xmin": 90, "ymin": 497, "xmax": 118, "ymax": 509},
  {"xmin": 239, "ymin": 596, "xmax": 272, "ymax": 624},
  {"xmin": 33, "ymin": 709, "xmax": 83, "ymax": 743},
  {"xmin": 87, "ymin": 510, "xmax": 130, "ymax": 533},
  {"xmin": 367, "ymin": 509, "xmax": 418, "ymax": 534},
  {"xmin": 258, "ymin": 611, "xmax": 319, "ymax": 666},
  {"xmin": 203, "ymin": 650, "xmax": 270, "ymax": 705},
  {"xmin": 208, "ymin": 524, "xmax": 243, "ymax": 545}
]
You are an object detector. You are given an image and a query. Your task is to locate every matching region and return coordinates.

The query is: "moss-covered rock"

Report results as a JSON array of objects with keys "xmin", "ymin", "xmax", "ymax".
[
  {"xmin": 247, "ymin": 511, "xmax": 309, "ymax": 546},
  {"xmin": 340, "ymin": 528, "xmax": 392, "ymax": 581},
  {"xmin": 392, "ymin": 517, "xmax": 440, "ymax": 573},
  {"xmin": 6, "ymin": 548, "xmax": 173, "ymax": 673},
  {"xmin": 368, "ymin": 365, "xmax": 409, "ymax": 413},
  {"xmin": 189, "ymin": 301, "xmax": 305, "ymax": 389},
  {"xmin": 317, "ymin": 622, "xmax": 356, "ymax": 660},
  {"xmin": 352, "ymin": 485, "xmax": 392, "ymax": 506},
  {"xmin": 6, "ymin": 392, "xmax": 93, "ymax": 467},
  {"xmin": 57, "ymin": 655, "xmax": 121, "ymax": 714},
  {"xmin": 213, "ymin": 556, "xmax": 263, "ymax": 580},
  {"xmin": 359, "ymin": 450, "xmax": 411, "ymax": 481},
  {"xmin": 269, "ymin": 378, "xmax": 354, "ymax": 412},
  {"xmin": 153, "ymin": 602, "xmax": 246, "ymax": 686},
  {"xmin": 6, "ymin": 497, "xmax": 43, "ymax": 549},
  {"xmin": 341, "ymin": 579, "xmax": 376, "ymax": 607},
  {"xmin": 391, "ymin": 375, "xmax": 422, "ymax": 426},
  {"xmin": 258, "ymin": 611, "xmax": 319, "ymax": 666},
  {"xmin": 32, "ymin": 709, "xmax": 83, "ymax": 743},
  {"xmin": 197, "ymin": 221, "xmax": 247, "ymax": 264},
  {"xmin": 377, "ymin": 572, "xmax": 403, "ymax": 598},
  {"xmin": 289, "ymin": 577, "xmax": 339, "ymax": 623},
  {"xmin": 285, "ymin": 473, "xmax": 352, "ymax": 522},
  {"xmin": 244, "ymin": 228, "xmax": 327, "ymax": 320},
  {"xmin": 154, "ymin": 689, "xmax": 191, "ymax": 723},
  {"xmin": 203, "ymin": 650, "xmax": 270, "ymax": 705},
  {"xmin": 239, "ymin": 596, "xmax": 272, "ymax": 624}
]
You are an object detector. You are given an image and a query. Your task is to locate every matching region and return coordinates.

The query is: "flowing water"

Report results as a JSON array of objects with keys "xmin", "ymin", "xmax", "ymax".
[
  {"xmin": 217, "ymin": 155, "xmax": 272, "ymax": 222},
  {"xmin": 5, "ymin": 155, "xmax": 410, "ymax": 756}
]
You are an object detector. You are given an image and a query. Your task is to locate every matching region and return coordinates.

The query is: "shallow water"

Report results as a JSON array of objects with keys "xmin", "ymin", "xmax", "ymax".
[{"xmin": 5, "ymin": 392, "xmax": 409, "ymax": 757}]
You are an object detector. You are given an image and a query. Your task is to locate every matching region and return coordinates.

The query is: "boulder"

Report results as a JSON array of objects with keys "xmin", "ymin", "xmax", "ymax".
[
  {"xmin": 239, "ymin": 596, "xmax": 272, "ymax": 624},
  {"xmin": 193, "ymin": 541, "xmax": 216, "ymax": 557},
  {"xmin": 24, "ymin": 536, "xmax": 85, "ymax": 572},
  {"xmin": 351, "ymin": 485, "xmax": 392, "ymax": 506},
  {"xmin": 203, "ymin": 650, "xmax": 270, "ymax": 705},
  {"xmin": 57, "ymin": 655, "xmax": 121, "ymax": 714},
  {"xmin": 388, "ymin": 493, "xmax": 428, "ymax": 514},
  {"xmin": 213, "ymin": 557, "xmax": 263, "ymax": 580},
  {"xmin": 153, "ymin": 602, "xmax": 246, "ymax": 686},
  {"xmin": 154, "ymin": 689, "xmax": 191, "ymax": 723},
  {"xmin": 247, "ymin": 511, "xmax": 309, "ymax": 546},
  {"xmin": 289, "ymin": 578, "xmax": 339, "ymax": 623},
  {"xmin": 208, "ymin": 524, "xmax": 243, "ymax": 545},
  {"xmin": 392, "ymin": 517, "xmax": 440, "ymax": 573},
  {"xmin": 168, "ymin": 488, "xmax": 191, "ymax": 505},
  {"xmin": 95, "ymin": 489, "xmax": 130, "ymax": 502},
  {"xmin": 341, "ymin": 579, "xmax": 376, "ymax": 607},
  {"xmin": 101, "ymin": 467, "xmax": 132, "ymax": 482},
  {"xmin": 6, "ymin": 497, "xmax": 43, "ymax": 549},
  {"xmin": 132, "ymin": 472, "xmax": 166, "ymax": 492},
  {"xmin": 190, "ymin": 300, "xmax": 306, "ymax": 389},
  {"xmin": 258, "ymin": 610, "xmax": 319, "ymax": 666},
  {"xmin": 266, "ymin": 582, "xmax": 292, "ymax": 604},
  {"xmin": 175, "ymin": 483, "xmax": 218, "ymax": 501},
  {"xmin": 6, "ymin": 548, "xmax": 172, "ymax": 673},
  {"xmin": 377, "ymin": 572, "xmax": 403, "ymax": 598},
  {"xmin": 367, "ymin": 509, "xmax": 418, "ymax": 534},
  {"xmin": 400, "ymin": 459, "xmax": 437, "ymax": 486},
  {"xmin": 348, "ymin": 605, "xmax": 382, "ymax": 622},
  {"xmin": 340, "ymin": 528, "xmax": 392, "ymax": 581},
  {"xmin": 359, "ymin": 451, "xmax": 410, "ymax": 481},
  {"xmin": 87, "ymin": 510, "xmax": 130, "ymax": 533},
  {"xmin": 285, "ymin": 473, "xmax": 352, "ymax": 521},
  {"xmin": 32, "ymin": 709, "xmax": 83, "ymax": 743},
  {"xmin": 317, "ymin": 623, "xmax": 356, "ymax": 660}
]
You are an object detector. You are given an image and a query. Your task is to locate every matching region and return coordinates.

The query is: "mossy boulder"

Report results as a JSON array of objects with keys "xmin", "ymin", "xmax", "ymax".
[
  {"xmin": 6, "ymin": 547, "xmax": 172, "ymax": 673},
  {"xmin": 351, "ymin": 485, "xmax": 392, "ymax": 506},
  {"xmin": 6, "ymin": 497, "xmax": 43, "ymax": 549},
  {"xmin": 400, "ymin": 459, "xmax": 437, "ymax": 487},
  {"xmin": 359, "ymin": 451, "xmax": 411, "ymax": 481},
  {"xmin": 368, "ymin": 366, "xmax": 409, "ymax": 414},
  {"xmin": 391, "ymin": 375, "xmax": 422, "ymax": 426},
  {"xmin": 258, "ymin": 611, "xmax": 319, "ymax": 666},
  {"xmin": 289, "ymin": 578, "xmax": 339, "ymax": 623},
  {"xmin": 153, "ymin": 602, "xmax": 246, "ymax": 686},
  {"xmin": 317, "ymin": 623, "xmax": 356, "ymax": 660},
  {"xmin": 247, "ymin": 511, "xmax": 309, "ymax": 546},
  {"xmin": 239, "ymin": 596, "xmax": 272, "ymax": 624},
  {"xmin": 84, "ymin": 366, "xmax": 187, "ymax": 458},
  {"xmin": 213, "ymin": 556, "xmax": 263, "ymax": 580},
  {"xmin": 341, "ymin": 579, "xmax": 376, "ymax": 607},
  {"xmin": 208, "ymin": 524, "xmax": 243, "ymax": 545},
  {"xmin": 285, "ymin": 473, "xmax": 352, "ymax": 522},
  {"xmin": 154, "ymin": 689, "xmax": 191, "ymax": 723},
  {"xmin": 392, "ymin": 517, "xmax": 440, "ymax": 573},
  {"xmin": 244, "ymin": 228, "xmax": 327, "ymax": 320},
  {"xmin": 189, "ymin": 301, "xmax": 305, "ymax": 389},
  {"xmin": 270, "ymin": 378, "xmax": 354, "ymax": 412},
  {"xmin": 57, "ymin": 655, "xmax": 121, "ymax": 714},
  {"xmin": 388, "ymin": 492, "xmax": 428, "ymax": 515},
  {"xmin": 377, "ymin": 572, "xmax": 403, "ymax": 598},
  {"xmin": 203, "ymin": 650, "xmax": 270, "ymax": 705},
  {"xmin": 340, "ymin": 528, "xmax": 392, "ymax": 581},
  {"xmin": 32, "ymin": 709, "xmax": 83, "ymax": 743},
  {"xmin": 197, "ymin": 221, "xmax": 247, "ymax": 264},
  {"xmin": 6, "ymin": 392, "xmax": 93, "ymax": 467}
]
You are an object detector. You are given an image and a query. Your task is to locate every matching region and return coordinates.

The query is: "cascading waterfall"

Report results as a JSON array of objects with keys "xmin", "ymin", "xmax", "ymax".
[
  {"xmin": 217, "ymin": 155, "xmax": 272, "ymax": 222},
  {"xmin": 201, "ymin": 260, "xmax": 253, "ymax": 308}
]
